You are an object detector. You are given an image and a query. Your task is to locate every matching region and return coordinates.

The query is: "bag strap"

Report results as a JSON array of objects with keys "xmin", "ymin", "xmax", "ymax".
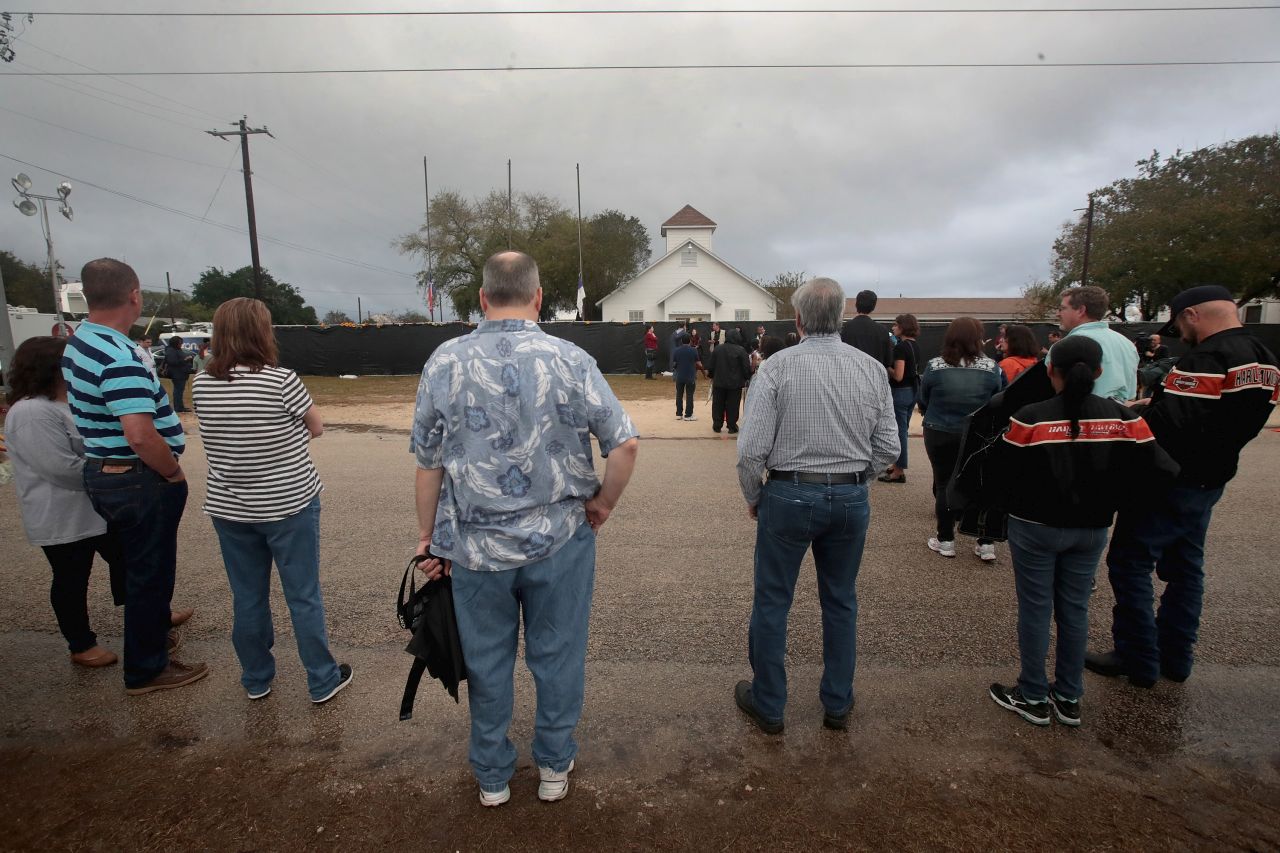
[
  {"xmin": 399, "ymin": 656, "xmax": 429, "ymax": 721},
  {"xmin": 397, "ymin": 555, "xmax": 426, "ymax": 629}
]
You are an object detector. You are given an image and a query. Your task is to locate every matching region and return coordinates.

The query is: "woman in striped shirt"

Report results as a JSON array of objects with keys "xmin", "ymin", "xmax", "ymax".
[{"xmin": 193, "ymin": 298, "xmax": 351, "ymax": 704}]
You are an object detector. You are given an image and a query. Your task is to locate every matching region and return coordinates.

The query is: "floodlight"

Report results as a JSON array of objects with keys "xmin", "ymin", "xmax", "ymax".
[
  {"xmin": 12, "ymin": 172, "xmax": 31, "ymax": 193},
  {"xmin": 60, "ymin": 204, "xmax": 73, "ymax": 222},
  {"xmin": 57, "ymin": 181, "xmax": 71, "ymax": 198},
  {"xmin": 14, "ymin": 197, "xmax": 37, "ymax": 216}
]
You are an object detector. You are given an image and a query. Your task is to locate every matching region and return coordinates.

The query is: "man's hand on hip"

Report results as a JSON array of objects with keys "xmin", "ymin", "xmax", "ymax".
[
  {"xmin": 584, "ymin": 495, "xmax": 613, "ymax": 531},
  {"xmin": 747, "ymin": 503, "xmax": 758, "ymax": 521}
]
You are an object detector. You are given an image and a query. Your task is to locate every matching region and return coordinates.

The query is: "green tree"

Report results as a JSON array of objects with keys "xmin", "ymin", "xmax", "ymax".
[
  {"xmin": 1, "ymin": 250, "xmax": 57, "ymax": 313},
  {"xmin": 396, "ymin": 309, "xmax": 429, "ymax": 323},
  {"xmin": 1017, "ymin": 279, "xmax": 1060, "ymax": 321},
  {"xmin": 760, "ymin": 271, "xmax": 805, "ymax": 320},
  {"xmin": 322, "ymin": 309, "xmax": 352, "ymax": 325},
  {"xmin": 190, "ymin": 266, "xmax": 318, "ymax": 325},
  {"xmin": 1051, "ymin": 134, "xmax": 1280, "ymax": 319},
  {"xmin": 396, "ymin": 193, "xmax": 650, "ymax": 321}
]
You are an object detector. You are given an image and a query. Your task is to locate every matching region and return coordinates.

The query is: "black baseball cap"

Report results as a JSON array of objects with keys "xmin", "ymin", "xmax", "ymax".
[{"xmin": 1156, "ymin": 285, "xmax": 1235, "ymax": 336}]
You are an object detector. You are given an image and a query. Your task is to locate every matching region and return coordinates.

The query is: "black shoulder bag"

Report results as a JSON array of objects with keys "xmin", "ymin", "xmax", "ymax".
[{"xmin": 396, "ymin": 554, "xmax": 467, "ymax": 720}]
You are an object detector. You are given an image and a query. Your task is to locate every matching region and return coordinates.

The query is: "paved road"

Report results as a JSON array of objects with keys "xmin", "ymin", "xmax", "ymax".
[{"xmin": 2, "ymin": 425, "xmax": 1278, "ymax": 850}]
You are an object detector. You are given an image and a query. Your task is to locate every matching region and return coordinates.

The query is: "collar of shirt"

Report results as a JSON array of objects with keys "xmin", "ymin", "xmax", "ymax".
[
  {"xmin": 798, "ymin": 332, "xmax": 841, "ymax": 346},
  {"xmin": 476, "ymin": 318, "xmax": 540, "ymax": 335},
  {"xmin": 77, "ymin": 319, "xmax": 134, "ymax": 348},
  {"xmin": 1067, "ymin": 320, "xmax": 1110, "ymax": 335}
]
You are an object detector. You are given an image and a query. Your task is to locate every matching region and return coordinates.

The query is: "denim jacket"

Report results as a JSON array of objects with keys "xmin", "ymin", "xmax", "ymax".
[{"xmin": 918, "ymin": 356, "xmax": 1004, "ymax": 434}]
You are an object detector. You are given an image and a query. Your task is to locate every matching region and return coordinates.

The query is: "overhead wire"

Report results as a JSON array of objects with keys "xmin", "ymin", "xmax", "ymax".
[
  {"xmin": 0, "ymin": 105, "xmax": 228, "ymax": 170},
  {"xmin": 20, "ymin": 5, "xmax": 1280, "ymax": 16},
  {"xmin": 4, "ymin": 59, "xmax": 211, "ymax": 130}
]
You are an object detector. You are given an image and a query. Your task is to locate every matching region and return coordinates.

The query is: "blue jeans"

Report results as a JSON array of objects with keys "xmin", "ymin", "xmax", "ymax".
[
  {"xmin": 890, "ymin": 386, "xmax": 916, "ymax": 469},
  {"xmin": 451, "ymin": 522, "xmax": 596, "ymax": 793},
  {"xmin": 748, "ymin": 480, "xmax": 870, "ymax": 722},
  {"xmin": 1007, "ymin": 518, "xmax": 1106, "ymax": 701},
  {"xmin": 169, "ymin": 371, "xmax": 190, "ymax": 412},
  {"xmin": 211, "ymin": 495, "xmax": 341, "ymax": 700},
  {"xmin": 1105, "ymin": 484, "xmax": 1223, "ymax": 683},
  {"xmin": 83, "ymin": 464, "xmax": 187, "ymax": 687}
]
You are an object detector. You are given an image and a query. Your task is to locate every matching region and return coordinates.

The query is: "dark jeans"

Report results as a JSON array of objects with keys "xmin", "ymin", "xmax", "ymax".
[
  {"xmin": 675, "ymin": 380, "xmax": 696, "ymax": 417},
  {"xmin": 923, "ymin": 426, "xmax": 992, "ymax": 545},
  {"xmin": 169, "ymin": 371, "xmax": 190, "ymax": 412},
  {"xmin": 41, "ymin": 532, "xmax": 126, "ymax": 653},
  {"xmin": 749, "ymin": 480, "xmax": 871, "ymax": 721},
  {"xmin": 644, "ymin": 349, "xmax": 657, "ymax": 379},
  {"xmin": 711, "ymin": 386, "xmax": 743, "ymax": 430},
  {"xmin": 83, "ymin": 464, "xmax": 188, "ymax": 687},
  {"xmin": 1105, "ymin": 484, "xmax": 1223, "ymax": 683},
  {"xmin": 1007, "ymin": 518, "xmax": 1106, "ymax": 701},
  {"xmin": 890, "ymin": 386, "xmax": 916, "ymax": 469}
]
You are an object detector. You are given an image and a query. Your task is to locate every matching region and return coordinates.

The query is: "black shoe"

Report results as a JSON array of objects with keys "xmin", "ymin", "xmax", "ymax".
[
  {"xmin": 1085, "ymin": 650, "xmax": 1155, "ymax": 689},
  {"xmin": 1160, "ymin": 666, "xmax": 1190, "ymax": 683},
  {"xmin": 734, "ymin": 680, "xmax": 783, "ymax": 734},
  {"xmin": 1049, "ymin": 693, "xmax": 1081, "ymax": 727},
  {"xmin": 822, "ymin": 702, "xmax": 852, "ymax": 731},
  {"xmin": 712, "ymin": 427, "xmax": 722, "ymax": 434},
  {"xmin": 313, "ymin": 663, "xmax": 354, "ymax": 704},
  {"xmin": 989, "ymin": 683, "xmax": 1051, "ymax": 727},
  {"xmin": 727, "ymin": 427, "xmax": 739, "ymax": 434}
]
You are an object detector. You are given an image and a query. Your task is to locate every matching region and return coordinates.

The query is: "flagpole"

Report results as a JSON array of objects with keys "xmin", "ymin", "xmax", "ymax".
[
  {"xmin": 423, "ymin": 156, "xmax": 434, "ymax": 321},
  {"xmin": 576, "ymin": 163, "xmax": 584, "ymax": 321}
]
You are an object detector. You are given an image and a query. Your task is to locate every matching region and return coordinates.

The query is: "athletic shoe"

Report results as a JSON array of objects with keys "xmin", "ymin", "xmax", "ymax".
[
  {"xmin": 479, "ymin": 785, "xmax": 511, "ymax": 807},
  {"xmin": 1049, "ymin": 692, "xmax": 1081, "ymax": 727},
  {"xmin": 247, "ymin": 686, "xmax": 272, "ymax": 700},
  {"xmin": 684, "ymin": 415, "xmax": 697, "ymax": 421},
  {"xmin": 312, "ymin": 663, "xmax": 353, "ymax": 704},
  {"xmin": 676, "ymin": 414, "xmax": 685, "ymax": 420},
  {"xmin": 538, "ymin": 760, "xmax": 575, "ymax": 802},
  {"xmin": 727, "ymin": 427, "xmax": 739, "ymax": 434},
  {"xmin": 975, "ymin": 543, "xmax": 997, "ymax": 562},
  {"xmin": 928, "ymin": 537, "xmax": 956, "ymax": 558},
  {"xmin": 988, "ymin": 682, "xmax": 1051, "ymax": 727},
  {"xmin": 712, "ymin": 427, "xmax": 722, "ymax": 434}
]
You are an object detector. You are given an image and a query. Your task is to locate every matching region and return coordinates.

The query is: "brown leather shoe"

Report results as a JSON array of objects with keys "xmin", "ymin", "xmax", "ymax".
[
  {"xmin": 170, "ymin": 607, "xmax": 195, "ymax": 627},
  {"xmin": 166, "ymin": 628, "xmax": 182, "ymax": 654},
  {"xmin": 125, "ymin": 659, "xmax": 209, "ymax": 695},
  {"xmin": 70, "ymin": 646, "xmax": 118, "ymax": 668}
]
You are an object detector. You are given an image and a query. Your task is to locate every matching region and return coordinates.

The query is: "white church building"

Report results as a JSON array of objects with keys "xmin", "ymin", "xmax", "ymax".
[{"xmin": 596, "ymin": 205, "xmax": 778, "ymax": 324}]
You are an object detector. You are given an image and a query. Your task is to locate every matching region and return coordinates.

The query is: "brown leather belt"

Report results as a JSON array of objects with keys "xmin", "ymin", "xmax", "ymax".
[
  {"xmin": 768, "ymin": 469, "xmax": 867, "ymax": 485},
  {"xmin": 85, "ymin": 458, "xmax": 146, "ymax": 472}
]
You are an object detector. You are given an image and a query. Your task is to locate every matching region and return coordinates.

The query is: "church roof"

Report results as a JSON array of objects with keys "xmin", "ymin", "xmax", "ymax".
[{"xmin": 660, "ymin": 205, "xmax": 717, "ymax": 235}]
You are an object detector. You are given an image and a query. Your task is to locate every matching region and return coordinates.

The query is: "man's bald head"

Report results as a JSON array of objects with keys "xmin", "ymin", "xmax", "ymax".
[
  {"xmin": 481, "ymin": 251, "xmax": 540, "ymax": 307},
  {"xmin": 81, "ymin": 258, "xmax": 139, "ymax": 310}
]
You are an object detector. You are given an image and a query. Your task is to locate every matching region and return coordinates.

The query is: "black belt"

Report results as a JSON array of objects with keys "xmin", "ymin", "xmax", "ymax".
[
  {"xmin": 768, "ymin": 469, "xmax": 867, "ymax": 485},
  {"xmin": 85, "ymin": 458, "xmax": 146, "ymax": 472}
]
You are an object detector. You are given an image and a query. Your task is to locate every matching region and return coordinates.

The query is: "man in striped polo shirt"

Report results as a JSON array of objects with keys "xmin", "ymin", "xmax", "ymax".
[{"xmin": 63, "ymin": 258, "xmax": 208, "ymax": 695}]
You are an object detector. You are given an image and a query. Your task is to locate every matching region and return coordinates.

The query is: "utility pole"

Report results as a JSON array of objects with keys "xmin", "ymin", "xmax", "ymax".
[
  {"xmin": 207, "ymin": 116, "xmax": 273, "ymax": 301},
  {"xmin": 0, "ymin": 262, "xmax": 16, "ymax": 399},
  {"xmin": 1080, "ymin": 193, "xmax": 1095, "ymax": 288},
  {"xmin": 165, "ymin": 271, "xmax": 175, "ymax": 328},
  {"xmin": 357, "ymin": 296, "xmax": 362, "ymax": 324},
  {"xmin": 506, "ymin": 159, "xmax": 512, "ymax": 249}
]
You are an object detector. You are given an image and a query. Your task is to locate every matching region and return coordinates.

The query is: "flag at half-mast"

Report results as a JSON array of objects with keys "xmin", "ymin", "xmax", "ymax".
[
  {"xmin": 576, "ymin": 273, "xmax": 585, "ymax": 318},
  {"xmin": 426, "ymin": 272, "xmax": 435, "ymax": 312}
]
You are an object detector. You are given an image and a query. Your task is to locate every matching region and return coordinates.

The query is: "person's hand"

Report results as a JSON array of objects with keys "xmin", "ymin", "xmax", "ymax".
[
  {"xmin": 1126, "ymin": 397, "xmax": 1152, "ymax": 408},
  {"xmin": 747, "ymin": 503, "xmax": 758, "ymax": 521},
  {"xmin": 414, "ymin": 541, "xmax": 451, "ymax": 580},
  {"xmin": 584, "ymin": 494, "xmax": 614, "ymax": 531},
  {"xmin": 163, "ymin": 465, "xmax": 186, "ymax": 484}
]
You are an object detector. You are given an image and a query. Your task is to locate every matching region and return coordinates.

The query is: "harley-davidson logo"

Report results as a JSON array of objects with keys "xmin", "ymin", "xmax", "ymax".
[{"xmin": 1172, "ymin": 375, "xmax": 1198, "ymax": 392}]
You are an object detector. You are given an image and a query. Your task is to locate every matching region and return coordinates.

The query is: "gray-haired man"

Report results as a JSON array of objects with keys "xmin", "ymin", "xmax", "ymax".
[
  {"xmin": 411, "ymin": 251, "xmax": 639, "ymax": 806},
  {"xmin": 734, "ymin": 277, "xmax": 899, "ymax": 733}
]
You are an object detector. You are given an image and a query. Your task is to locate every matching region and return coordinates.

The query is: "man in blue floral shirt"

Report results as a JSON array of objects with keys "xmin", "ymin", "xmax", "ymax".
[{"xmin": 411, "ymin": 251, "xmax": 639, "ymax": 807}]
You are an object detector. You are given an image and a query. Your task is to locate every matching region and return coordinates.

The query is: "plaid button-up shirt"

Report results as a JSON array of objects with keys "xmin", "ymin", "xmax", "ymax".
[{"xmin": 736, "ymin": 333, "xmax": 900, "ymax": 506}]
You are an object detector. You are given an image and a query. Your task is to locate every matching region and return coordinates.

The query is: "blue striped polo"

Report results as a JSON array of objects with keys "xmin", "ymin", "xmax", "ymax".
[{"xmin": 61, "ymin": 320, "xmax": 185, "ymax": 460}]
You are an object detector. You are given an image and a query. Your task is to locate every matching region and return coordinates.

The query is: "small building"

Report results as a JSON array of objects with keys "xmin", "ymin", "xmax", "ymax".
[
  {"xmin": 596, "ymin": 205, "xmax": 778, "ymax": 324},
  {"xmin": 848, "ymin": 296, "xmax": 1038, "ymax": 323},
  {"xmin": 1240, "ymin": 298, "xmax": 1280, "ymax": 324}
]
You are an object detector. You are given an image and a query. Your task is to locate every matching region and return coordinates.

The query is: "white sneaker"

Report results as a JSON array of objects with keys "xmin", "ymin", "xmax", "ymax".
[
  {"xmin": 684, "ymin": 415, "xmax": 697, "ymax": 421},
  {"xmin": 975, "ymin": 543, "xmax": 997, "ymax": 562},
  {"xmin": 928, "ymin": 537, "xmax": 956, "ymax": 558},
  {"xmin": 538, "ymin": 759, "xmax": 574, "ymax": 802},
  {"xmin": 479, "ymin": 785, "xmax": 511, "ymax": 807},
  {"xmin": 246, "ymin": 686, "xmax": 271, "ymax": 700}
]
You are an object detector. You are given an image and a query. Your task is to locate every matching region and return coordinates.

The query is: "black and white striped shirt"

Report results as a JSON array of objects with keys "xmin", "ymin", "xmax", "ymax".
[{"xmin": 192, "ymin": 366, "xmax": 322, "ymax": 523}]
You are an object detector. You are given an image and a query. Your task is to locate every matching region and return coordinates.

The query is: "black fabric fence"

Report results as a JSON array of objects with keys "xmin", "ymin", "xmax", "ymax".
[{"xmin": 274, "ymin": 320, "xmax": 1280, "ymax": 377}]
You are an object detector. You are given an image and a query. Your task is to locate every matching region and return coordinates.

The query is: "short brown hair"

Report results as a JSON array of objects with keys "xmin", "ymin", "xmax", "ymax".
[
  {"xmin": 1004, "ymin": 324, "xmax": 1039, "ymax": 359},
  {"xmin": 5, "ymin": 336, "xmax": 66, "ymax": 405},
  {"xmin": 894, "ymin": 313, "xmax": 920, "ymax": 338},
  {"xmin": 1059, "ymin": 285, "xmax": 1109, "ymax": 321},
  {"xmin": 205, "ymin": 297, "xmax": 278, "ymax": 381},
  {"xmin": 941, "ymin": 316, "xmax": 984, "ymax": 366},
  {"xmin": 80, "ymin": 258, "xmax": 139, "ymax": 310}
]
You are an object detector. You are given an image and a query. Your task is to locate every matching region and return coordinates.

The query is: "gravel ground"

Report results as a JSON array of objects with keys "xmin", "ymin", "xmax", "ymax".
[{"xmin": 2, "ymin": 406, "xmax": 1279, "ymax": 850}]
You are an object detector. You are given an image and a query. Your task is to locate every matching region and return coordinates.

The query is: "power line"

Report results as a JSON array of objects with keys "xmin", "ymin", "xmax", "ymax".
[
  {"xmin": 6, "ymin": 60, "xmax": 211, "ymax": 130},
  {"xmin": 4, "ymin": 59, "xmax": 1279, "ymax": 76},
  {"xmin": 0, "ymin": 105, "xmax": 228, "ymax": 169},
  {"xmin": 19, "ymin": 5, "xmax": 1280, "ymax": 16},
  {"xmin": 0, "ymin": 151, "xmax": 419, "ymax": 283}
]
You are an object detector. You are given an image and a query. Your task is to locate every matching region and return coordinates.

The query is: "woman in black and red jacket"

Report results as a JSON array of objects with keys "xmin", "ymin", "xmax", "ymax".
[{"xmin": 987, "ymin": 336, "xmax": 1178, "ymax": 729}]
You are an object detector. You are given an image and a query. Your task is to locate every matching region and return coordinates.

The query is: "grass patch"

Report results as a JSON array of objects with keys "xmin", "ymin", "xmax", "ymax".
[{"xmin": 297, "ymin": 373, "xmax": 675, "ymax": 405}]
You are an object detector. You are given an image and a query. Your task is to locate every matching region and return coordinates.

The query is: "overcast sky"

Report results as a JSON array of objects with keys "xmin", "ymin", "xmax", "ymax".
[{"xmin": 2, "ymin": 1, "xmax": 1277, "ymax": 320}]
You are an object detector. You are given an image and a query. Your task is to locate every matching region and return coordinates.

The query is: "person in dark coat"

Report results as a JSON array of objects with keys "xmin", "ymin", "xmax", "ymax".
[
  {"xmin": 840, "ymin": 289, "xmax": 893, "ymax": 373},
  {"xmin": 163, "ymin": 336, "xmax": 194, "ymax": 413},
  {"xmin": 706, "ymin": 328, "xmax": 752, "ymax": 433}
]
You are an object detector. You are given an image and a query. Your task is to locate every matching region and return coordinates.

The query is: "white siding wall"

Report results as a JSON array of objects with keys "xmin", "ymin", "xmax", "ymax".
[
  {"xmin": 663, "ymin": 227, "xmax": 714, "ymax": 254},
  {"xmin": 600, "ymin": 242, "xmax": 775, "ymax": 323}
]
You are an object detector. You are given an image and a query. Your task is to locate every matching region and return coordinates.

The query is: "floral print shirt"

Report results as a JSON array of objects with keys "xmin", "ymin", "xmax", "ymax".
[{"xmin": 411, "ymin": 319, "xmax": 638, "ymax": 571}]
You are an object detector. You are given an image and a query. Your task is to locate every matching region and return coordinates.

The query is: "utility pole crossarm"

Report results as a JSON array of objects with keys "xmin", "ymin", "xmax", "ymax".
[{"xmin": 207, "ymin": 116, "xmax": 272, "ymax": 301}]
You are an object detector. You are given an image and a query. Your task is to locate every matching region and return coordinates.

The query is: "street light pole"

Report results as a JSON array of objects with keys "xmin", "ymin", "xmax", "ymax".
[
  {"xmin": 39, "ymin": 197, "xmax": 61, "ymax": 324},
  {"xmin": 11, "ymin": 172, "xmax": 72, "ymax": 328}
]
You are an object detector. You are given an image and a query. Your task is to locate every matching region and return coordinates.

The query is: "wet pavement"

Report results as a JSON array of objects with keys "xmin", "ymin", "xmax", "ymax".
[{"xmin": 2, "ymin": 426, "xmax": 1279, "ymax": 850}]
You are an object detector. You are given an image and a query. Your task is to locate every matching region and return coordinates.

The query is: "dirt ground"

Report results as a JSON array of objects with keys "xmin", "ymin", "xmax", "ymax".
[{"xmin": 3, "ymin": 377, "xmax": 1279, "ymax": 851}]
